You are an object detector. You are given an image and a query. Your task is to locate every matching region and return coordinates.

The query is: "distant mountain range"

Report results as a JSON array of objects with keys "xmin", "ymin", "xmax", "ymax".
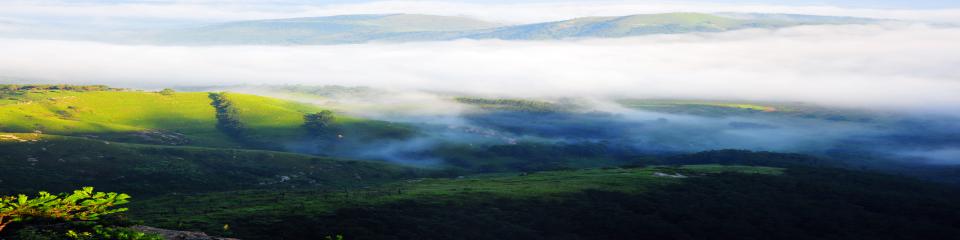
[{"xmin": 155, "ymin": 13, "xmax": 879, "ymax": 45}]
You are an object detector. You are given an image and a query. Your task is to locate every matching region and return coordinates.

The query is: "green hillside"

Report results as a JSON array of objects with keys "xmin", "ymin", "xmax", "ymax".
[
  {"xmin": 0, "ymin": 87, "xmax": 429, "ymax": 197},
  {"xmin": 0, "ymin": 88, "xmax": 412, "ymax": 149},
  {"xmin": 159, "ymin": 14, "xmax": 502, "ymax": 45},
  {"xmin": 0, "ymin": 90, "xmax": 230, "ymax": 145},
  {"xmin": 3, "ymin": 87, "xmax": 958, "ymax": 240}
]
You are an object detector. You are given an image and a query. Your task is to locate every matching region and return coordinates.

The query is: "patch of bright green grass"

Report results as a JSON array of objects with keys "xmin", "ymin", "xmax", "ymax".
[
  {"xmin": 225, "ymin": 92, "xmax": 322, "ymax": 140},
  {"xmin": 0, "ymin": 91, "xmax": 233, "ymax": 146},
  {"xmin": 0, "ymin": 90, "xmax": 415, "ymax": 148}
]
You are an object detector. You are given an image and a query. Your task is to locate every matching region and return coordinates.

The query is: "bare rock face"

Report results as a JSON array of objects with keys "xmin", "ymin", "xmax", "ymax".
[{"xmin": 131, "ymin": 226, "xmax": 239, "ymax": 240}]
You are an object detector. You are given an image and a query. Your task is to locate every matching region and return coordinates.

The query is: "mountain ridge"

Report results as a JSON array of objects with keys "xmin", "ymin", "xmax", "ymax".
[{"xmin": 156, "ymin": 12, "xmax": 880, "ymax": 45}]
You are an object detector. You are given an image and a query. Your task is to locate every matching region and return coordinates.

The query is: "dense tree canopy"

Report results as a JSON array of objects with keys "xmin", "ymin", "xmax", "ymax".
[{"xmin": 304, "ymin": 110, "xmax": 336, "ymax": 136}]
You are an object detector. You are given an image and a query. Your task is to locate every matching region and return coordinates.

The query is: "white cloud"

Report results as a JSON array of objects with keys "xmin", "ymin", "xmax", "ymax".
[{"xmin": 1, "ymin": 23, "xmax": 958, "ymax": 114}]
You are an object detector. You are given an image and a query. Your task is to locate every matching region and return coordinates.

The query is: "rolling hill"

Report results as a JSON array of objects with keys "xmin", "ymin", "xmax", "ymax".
[
  {"xmin": 0, "ymin": 87, "xmax": 412, "ymax": 149},
  {"xmin": 156, "ymin": 13, "xmax": 879, "ymax": 45},
  {"xmin": 156, "ymin": 14, "xmax": 502, "ymax": 45},
  {"xmin": 0, "ymin": 86, "xmax": 429, "ymax": 196},
  {"xmin": 464, "ymin": 12, "xmax": 782, "ymax": 40},
  {"xmin": 3, "ymin": 86, "xmax": 960, "ymax": 240}
]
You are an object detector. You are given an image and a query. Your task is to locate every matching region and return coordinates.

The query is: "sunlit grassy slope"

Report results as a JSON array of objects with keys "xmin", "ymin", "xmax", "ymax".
[
  {"xmin": 226, "ymin": 92, "xmax": 322, "ymax": 141},
  {"xmin": 0, "ymin": 132, "xmax": 420, "ymax": 196},
  {"xmin": 129, "ymin": 165, "xmax": 782, "ymax": 235},
  {"xmin": 0, "ymin": 90, "xmax": 411, "ymax": 148},
  {"xmin": 227, "ymin": 92, "xmax": 415, "ymax": 143},
  {"xmin": 0, "ymin": 91, "xmax": 227, "ymax": 144}
]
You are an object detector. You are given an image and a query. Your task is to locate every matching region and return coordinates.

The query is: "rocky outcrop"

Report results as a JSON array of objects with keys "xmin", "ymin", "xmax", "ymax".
[
  {"xmin": 132, "ymin": 130, "xmax": 191, "ymax": 145},
  {"xmin": 131, "ymin": 226, "xmax": 239, "ymax": 240}
]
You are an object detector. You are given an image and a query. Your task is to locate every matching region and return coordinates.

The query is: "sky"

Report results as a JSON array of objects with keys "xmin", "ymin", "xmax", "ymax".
[
  {"xmin": 2, "ymin": 0, "xmax": 959, "ymax": 25},
  {"xmin": 32, "ymin": 0, "xmax": 960, "ymax": 8}
]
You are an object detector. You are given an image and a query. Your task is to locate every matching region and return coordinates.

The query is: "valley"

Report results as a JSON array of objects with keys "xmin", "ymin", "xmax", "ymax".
[{"xmin": 2, "ymin": 85, "xmax": 960, "ymax": 239}]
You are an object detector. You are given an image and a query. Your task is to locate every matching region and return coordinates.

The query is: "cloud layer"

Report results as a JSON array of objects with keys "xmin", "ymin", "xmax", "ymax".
[{"xmin": 1, "ymin": 23, "xmax": 959, "ymax": 113}]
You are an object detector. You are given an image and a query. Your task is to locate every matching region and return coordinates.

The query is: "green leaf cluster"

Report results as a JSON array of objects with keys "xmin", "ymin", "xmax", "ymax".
[
  {"xmin": 66, "ymin": 225, "xmax": 162, "ymax": 240},
  {"xmin": 0, "ymin": 187, "xmax": 130, "ymax": 233}
]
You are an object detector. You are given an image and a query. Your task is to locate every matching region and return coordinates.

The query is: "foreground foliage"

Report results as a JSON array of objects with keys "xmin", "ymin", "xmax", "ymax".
[{"xmin": 0, "ymin": 187, "xmax": 160, "ymax": 240}]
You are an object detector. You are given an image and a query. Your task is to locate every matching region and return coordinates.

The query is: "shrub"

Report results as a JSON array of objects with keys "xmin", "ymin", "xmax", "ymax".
[
  {"xmin": 158, "ymin": 88, "xmax": 176, "ymax": 95},
  {"xmin": 304, "ymin": 110, "xmax": 336, "ymax": 135}
]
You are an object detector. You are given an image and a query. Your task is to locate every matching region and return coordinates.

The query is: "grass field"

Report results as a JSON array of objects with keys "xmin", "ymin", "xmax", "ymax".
[
  {"xmin": 0, "ymin": 90, "xmax": 237, "ymax": 146},
  {"xmin": 0, "ymin": 90, "xmax": 415, "ymax": 148}
]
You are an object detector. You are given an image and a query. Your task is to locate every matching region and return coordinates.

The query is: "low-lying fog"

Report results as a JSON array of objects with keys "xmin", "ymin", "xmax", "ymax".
[
  {"xmin": 2, "ymin": 23, "xmax": 959, "ymax": 112},
  {"xmin": 224, "ymin": 84, "xmax": 960, "ymax": 168}
]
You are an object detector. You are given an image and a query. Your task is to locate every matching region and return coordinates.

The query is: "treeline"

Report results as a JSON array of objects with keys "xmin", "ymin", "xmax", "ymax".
[
  {"xmin": 433, "ymin": 143, "xmax": 835, "ymax": 174},
  {"xmin": 270, "ymin": 85, "xmax": 381, "ymax": 98},
  {"xmin": 661, "ymin": 149, "xmax": 832, "ymax": 168},
  {"xmin": 208, "ymin": 92, "xmax": 246, "ymax": 139},
  {"xmin": 431, "ymin": 141, "xmax": 644, "ymax": 173},
  {"xmin": 208, "ymin": 92, "xmax": 278, "ymax": 149},
  {"xmin": 0, "ymin": 84, "xmax": 120, "ymax": 92},
  {"xmin": 454, "ymin": 97, "xmax": 567, "ymax": 113}
]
